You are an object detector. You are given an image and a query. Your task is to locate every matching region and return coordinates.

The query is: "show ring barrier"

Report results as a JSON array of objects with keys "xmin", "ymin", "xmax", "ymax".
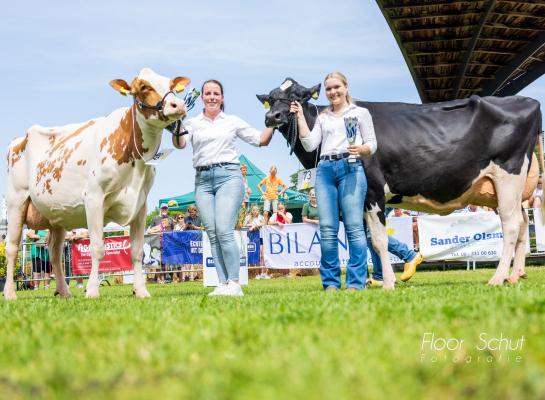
[{"xmin": 12, "ymin": 209, "xmax": 545, "ymax": 288}]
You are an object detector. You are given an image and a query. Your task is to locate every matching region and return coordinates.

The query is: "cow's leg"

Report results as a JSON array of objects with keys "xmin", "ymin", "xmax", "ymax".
[
  {"xmin": 366, "ymin": 206, "xmax": 395, "ymax": 290},
  {"xmin": 508, "ymin": 207, "xmax": 529, "ymax": 283},
  {"xmin": 489, "ymin": 170, "xmax": 526, "ymax": 286},
  {"xmin": 48, "ymin": 227, "xmax": 71, "ymax": 298},
  {"xmin": 84, "ymin": 200, "xmax": 105, "ymax": 299},
  {"xmin": 3, "ymin": 197, "xmax": 29, "ymax": 301},
  {"xmin": 131, "ymin": 204, "xmax": 150, "ymax": 298}
]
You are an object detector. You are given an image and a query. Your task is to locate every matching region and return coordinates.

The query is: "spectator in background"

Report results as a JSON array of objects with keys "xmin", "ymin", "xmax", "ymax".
[
  {"xmin": 184, "ymin": 205, "xmax": 204, "ymax": 231},
  {"xmin": 174, "ymin": 214, "xmax": 186, "ymax": 231},
  {"xmin": 147, "ymin": 203, "xmax": 175, "ymax": 284},
  {"xmin": 244, "ymin": 205, "xmax": 268, "ymax": 279},
  {"xmin": 148, "ymin": 203, "xmax": 175, "ymax": 234},
  {"xmin": 529, "ymin": 178, "xmax": 543, "ymax": 209},
  {"xmin": 66, "ymin": 228, "xmax": 89, "ymax": 289},
  {"xmin": 258, "ymin": 166, "xmax": 288, "ymax": 223},
  {"xmin": 27, "ymin": 229, "xmax": 51, "ymax": 290},
  {"xmin": 268, "ymin": 202, "xmax": 293, "ymax": 226},
  {"xmin": 240, "ymin": 164, "xmax": 252, "ymax": 210},
  {"xmin": 184, "ymin": 205, "xmax": 204, "ymax": 281},
  {"xmin": 268, "ymin": 202, "xmax": 293, "ymax": 277},
  {"xmin": 388, "ymin": 208, "xmax": 410, "ymax": 218},
  {"xmin": 302, "ymin": 188, "xmax": 319, "ymax": 225},
  {"xmin": 171, "ymin": 214, "xmax": 186, "ymax": 283}
]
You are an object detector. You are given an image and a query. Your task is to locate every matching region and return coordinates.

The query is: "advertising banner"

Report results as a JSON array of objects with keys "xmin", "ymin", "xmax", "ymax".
[
  {"xmin": 162, "ymin": 231, "xmax": 203, "ymax": 264},
  {"xmin": 262, "ymin": 223, "xmax": 349, "ymax": 269},
  {"xmin": 72, "ymin": 236, "xmax": 132, "ymax": 275},
  {"xmin": 203, "ymin": 231, "xmax": 248, "ymax": 286},
  {"xmin": 532, "ymin": 208, "xmax": 545, "ymax": 252},
  {"xmin": 417, "ymin": 211, "xmax": 529, "ymax": 261},
  {"xmin": 246, "ymin": 229, "xmax": 261, "ymax": 264},
  {"xmin": 143, "ymin": 234, "xmax": 161, "ymax": 268}
]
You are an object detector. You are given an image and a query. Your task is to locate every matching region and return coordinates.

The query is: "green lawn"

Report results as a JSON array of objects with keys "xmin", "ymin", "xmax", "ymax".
[{"xmin": 1, "ymin": 267, "xmax": 545, "ymax": 400}]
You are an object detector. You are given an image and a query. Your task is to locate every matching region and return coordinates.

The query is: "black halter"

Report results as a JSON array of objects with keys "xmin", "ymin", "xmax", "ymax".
[{"xmin": 134, "ymin": 90, "xmax": 175, "ymax": 111}]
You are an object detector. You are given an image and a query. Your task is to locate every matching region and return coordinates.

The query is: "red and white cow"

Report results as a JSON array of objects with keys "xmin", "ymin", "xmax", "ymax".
[{"xmin": 3, "ymin": 68, "xmax": 190, "ymax": 300}]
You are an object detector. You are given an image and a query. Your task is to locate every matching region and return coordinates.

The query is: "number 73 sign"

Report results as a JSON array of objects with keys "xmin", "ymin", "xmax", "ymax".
[{"xmin": 297, "ymin": 168, "xmax": 316, "ymax": 190}]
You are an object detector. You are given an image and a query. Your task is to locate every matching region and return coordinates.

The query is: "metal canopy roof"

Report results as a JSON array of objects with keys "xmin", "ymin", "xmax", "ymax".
[{"xmin": 376, "ymin": 0, "xmax": 545, "ymax": 102}]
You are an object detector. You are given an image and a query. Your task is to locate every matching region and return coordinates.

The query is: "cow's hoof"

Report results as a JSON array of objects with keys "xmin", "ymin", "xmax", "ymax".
[
  {"xmin": 85, "ymin": 287, "xmax": 100, "ymax": 299},
  {"xmin": 487, "ymin": 276, "xmax": 507, "ymax": 286},
  {"xmin": 133, "ymin": 288, "xmax": 151, "ymax": 298},
  {"xmin": 382, "ymin": 281, "xmax": 395, "ymax": 291},
  {"xmin": 506, "ymin": 275, "xmax": 521, "ymax": 284},
  {"xmin": 3, "ymin": 291, "xmax": 17, "ymax": 301},
  {"xmin": 54, "ymin": 290, "xmax": 72, "ymax": 299},
  {"xmin": 519, "ymin": 273, "xmax": 528, "ymax": 280}
]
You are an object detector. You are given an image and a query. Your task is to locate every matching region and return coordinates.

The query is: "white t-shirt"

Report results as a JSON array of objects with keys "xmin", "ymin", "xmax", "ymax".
[
  {"xmin": 244, "ymin": 214, "xmax": 265, "ymax": 237},
  {"xmin": 184, "ymin": 112, "xmax": 261, "ymax": 167},
  {"xmin": 300, "ymin": 103, "xmax": 377, "ymax": 157},
  {"xmin": 269, "ymin": 212, "xmax": 293, "ymax": 225}
]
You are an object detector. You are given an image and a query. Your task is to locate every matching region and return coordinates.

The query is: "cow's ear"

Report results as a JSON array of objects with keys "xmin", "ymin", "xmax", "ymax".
[
  {"xmin": 171, "ymin": 76, "xmax": 192, "ymax": 93},
  {"xmin": 304, "ymin": 83, "xmax": 321, "ymax": 101},
  {"xmin": 110, "ymin": 79, "xmax": 132, "ymax": 96},
  {"xmin": 256, "ymin": 94, "xmax": 271, "ymax": 110}
]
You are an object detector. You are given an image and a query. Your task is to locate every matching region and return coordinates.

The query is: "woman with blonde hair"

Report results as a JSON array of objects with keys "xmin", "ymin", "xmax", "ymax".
[
  {"xmin": 290, "ymin": 71, "xmax": 377, "ymax": 291},
  {"xmin": 244, "ymin": 205, "xmax": 268, "ymax": 279}
]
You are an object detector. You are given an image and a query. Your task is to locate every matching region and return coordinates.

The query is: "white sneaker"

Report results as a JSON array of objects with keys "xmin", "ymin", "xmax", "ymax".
[
  {"xmin": 224, "ymin": 280, "xmax": 244, "ymax": 297},
  {"xmin": 75, "ymin": 284, "xmax": 84, "ymax": 289},
  {"xmin": 255, "ymin": 273, "xmax": 263, "ymax": 280},
  {"xmin": 262, "ymin": 274, "xmax": 271, "ymax": 280},
  {"xmin": 208, "ymin": 283, "xmax": 228, "ymax": 296}
]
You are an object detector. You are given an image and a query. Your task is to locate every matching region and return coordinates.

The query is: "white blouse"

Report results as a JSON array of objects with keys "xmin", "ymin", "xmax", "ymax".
[
  {"xmin": 184, "ymin": 112, "xmax": 261, "ymax": 168},
  {"xmin": 300, "ymin": 103, "xmax": 377, "ymax": 157}
]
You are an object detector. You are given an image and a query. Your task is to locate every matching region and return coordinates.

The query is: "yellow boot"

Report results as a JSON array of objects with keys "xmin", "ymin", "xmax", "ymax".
[{"xmin": 401, "ymin": 252, "xmax": 423, "ymax": 282}]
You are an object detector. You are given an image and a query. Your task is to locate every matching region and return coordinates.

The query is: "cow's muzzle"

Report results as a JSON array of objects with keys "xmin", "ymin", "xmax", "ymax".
[{"xmin": 265, "ymin": 110, "xmax": 288, "ymax": 128}]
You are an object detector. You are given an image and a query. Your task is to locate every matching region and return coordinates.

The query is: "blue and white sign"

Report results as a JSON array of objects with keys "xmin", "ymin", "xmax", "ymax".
[
  {"xmin": 161, "ymin": 231, "xmax": 203, "ymax": 264},
  {"xmin": 202, "ymin": 231, "xmax": 248, "ymax": 287},
  {"xmin": 418, "ymin": 211, "xmax": 529, "ymax": 261},
  {"xmin": 262, "ymin": 223, "xmax": 349, "ymax": 269}
]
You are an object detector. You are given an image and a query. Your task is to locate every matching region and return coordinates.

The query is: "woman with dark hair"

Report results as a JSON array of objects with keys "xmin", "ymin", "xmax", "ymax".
[{"xmin": 172, "ymin": 79, "xmax": 274, "ymax": 296}]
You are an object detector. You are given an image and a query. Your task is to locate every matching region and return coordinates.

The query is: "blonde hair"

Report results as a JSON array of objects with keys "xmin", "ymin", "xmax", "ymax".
[{"xmin": 324, "ymin": 71, "xmax": 353, "ymax": 110}]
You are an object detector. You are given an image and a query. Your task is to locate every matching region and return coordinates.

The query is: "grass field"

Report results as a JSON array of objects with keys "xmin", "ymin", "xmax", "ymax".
[{"xmin": 1, "ymin": 267, "xmax": 545, "ymax": 400}]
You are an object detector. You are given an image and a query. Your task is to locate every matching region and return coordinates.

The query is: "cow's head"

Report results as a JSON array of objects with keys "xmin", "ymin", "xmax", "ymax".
[
  {"xmin": 110, "ymin": 68, "xmax": 191, "ymax": 125},
  {"xmin": 256, "ymin": 78, "xmax": 320, "ymax": 128}
]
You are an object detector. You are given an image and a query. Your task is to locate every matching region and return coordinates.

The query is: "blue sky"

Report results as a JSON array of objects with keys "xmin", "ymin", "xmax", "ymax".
[{"xmin": 2, "ymin": 0, "xmax": 545, "ymax": 213}]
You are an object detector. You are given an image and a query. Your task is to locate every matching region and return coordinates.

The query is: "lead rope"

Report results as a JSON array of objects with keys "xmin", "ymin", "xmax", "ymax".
[{"xmin": 311, "ymin": 103, "xmax": 320, "ymax": 168}]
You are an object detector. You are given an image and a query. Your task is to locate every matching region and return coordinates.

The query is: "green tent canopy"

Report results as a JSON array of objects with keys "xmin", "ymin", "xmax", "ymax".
[{"xmin": 159, "ymin": 155, "xmax": 308, "ymax": 212}]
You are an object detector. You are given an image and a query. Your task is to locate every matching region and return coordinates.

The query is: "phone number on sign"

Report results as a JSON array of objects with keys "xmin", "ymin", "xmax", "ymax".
[{"xmin": 451, "ymin": 250, "xmax": 497, "ymax": 257}]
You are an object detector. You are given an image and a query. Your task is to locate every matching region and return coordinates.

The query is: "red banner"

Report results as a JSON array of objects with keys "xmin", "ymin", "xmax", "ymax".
[{"xmin": 71, "ymin": 236, "xmax": 132, "ymax": 275}]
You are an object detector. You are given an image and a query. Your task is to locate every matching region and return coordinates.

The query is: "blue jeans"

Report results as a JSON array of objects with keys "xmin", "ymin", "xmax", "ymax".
[
  {"xmin": 365, "ymin": 218, "xmax": 416, "ymax": 281},
  {"xmin": 315, "ymin": 159, "xmax": 368, "ymax": 289},
  {"xmin": 195, "ymin": 164, "xmax": 244, "ymax": 283}
]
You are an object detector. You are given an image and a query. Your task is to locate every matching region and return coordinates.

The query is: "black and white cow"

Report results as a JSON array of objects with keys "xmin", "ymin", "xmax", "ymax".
[{"xmin": 257, "ymin": 78, "xmax": 542, "ymax": 289}]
